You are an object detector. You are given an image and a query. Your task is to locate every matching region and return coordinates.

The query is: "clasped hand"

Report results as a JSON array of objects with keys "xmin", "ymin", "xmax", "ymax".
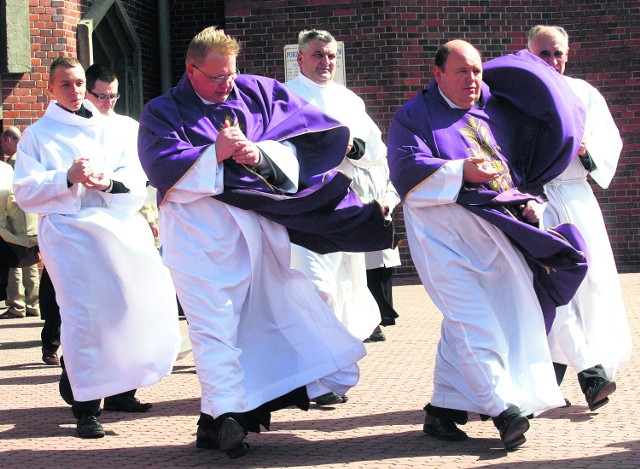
[
  {"xmin": 215, "ymin": 121, "xmax": 260, "ymax": 166},
  {"xmin": 67, "ymin": 157, "xmax": 110, "ymax": 191}
]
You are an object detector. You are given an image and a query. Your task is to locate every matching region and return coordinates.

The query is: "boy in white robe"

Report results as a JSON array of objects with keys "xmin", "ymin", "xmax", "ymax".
[{"xmin": 13, "ymin": 56, "xmax": 181, "ymax": 439}]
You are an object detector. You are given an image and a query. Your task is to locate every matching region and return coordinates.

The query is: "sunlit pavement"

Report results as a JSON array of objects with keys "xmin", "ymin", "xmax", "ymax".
[{"xmin": 1, "ymin": 274, "xmax": 638, "ymax": 468}]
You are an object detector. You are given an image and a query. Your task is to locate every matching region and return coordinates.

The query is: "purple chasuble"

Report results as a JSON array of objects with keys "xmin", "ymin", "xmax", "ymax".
[
  {"xmin": 138, "ymin": 73, "xmax": 396, "ymax": 254},
  {"xmin": 387, "ymin": 50, "xmax": 588, "ymax": 332}
]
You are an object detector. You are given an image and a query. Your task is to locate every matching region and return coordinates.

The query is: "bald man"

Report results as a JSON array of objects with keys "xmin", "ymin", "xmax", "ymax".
[{"xmin": 387, "ymin": 39, "xmax": 587, "ymax": 450}]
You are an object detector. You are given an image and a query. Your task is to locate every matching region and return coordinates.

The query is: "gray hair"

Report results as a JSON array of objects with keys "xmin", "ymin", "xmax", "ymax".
[
  {"xmin": 527, "ymin": 25, "xmax": 569, "ymax": 48},
  {"xmin": 298, "ymin": 29, "xmax": 336, "ymax": 53}
]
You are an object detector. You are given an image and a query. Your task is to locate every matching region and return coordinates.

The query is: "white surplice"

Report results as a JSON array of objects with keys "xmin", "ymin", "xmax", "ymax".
[
  {"xmin": 285, "ymin": 73, "xmax": 392, "ymax": 339},
  {"xmin": 542, "ymin": 77, "xmax": 632, "ymax": 379},
  {"xmin": 159, "ymin": 140, "xmax": 366, "ymax": 418},
  {"xmin": 13, "ymin": 100, "xmax": 181, "ymax": 401},
  {"xmin": 404, "ymin": 160, "xmax": 564, "ymax": 417}
]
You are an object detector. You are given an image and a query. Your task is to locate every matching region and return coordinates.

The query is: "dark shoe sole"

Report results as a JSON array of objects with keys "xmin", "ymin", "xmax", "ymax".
[
  {"xmin": 103, "ymin": 403, "xmax": 152, "ymax": 412},
  {"xmin": 226, "ymin": 442, "xmax": 250, "ymax": 459},
  {"xmin": 218, "ymin": 417, "xmax": 246, "ymax": 452},
  {"xmin": 423, "ymin": 423, "xmax": 468, "ymax": 441},
  {"xmin": 77, "ymin": 428, "xmax": 105, "ymax": 438},
  {"xmin": 588, "ymin": 382, "xmax": 616, "ymax": 411},
  {"xmin": 313, "ymin": 392, "xmax": 343, "ymax": 406},
  {"xmin": 501, "ymin": 415, "xmax": 530, "ymax": 450}
]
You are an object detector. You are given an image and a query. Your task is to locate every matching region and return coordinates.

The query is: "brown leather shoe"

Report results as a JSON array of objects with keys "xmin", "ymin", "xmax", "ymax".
[{"xmin": 42, "ymin": 352, "xmax": 60, "ymax": 366}]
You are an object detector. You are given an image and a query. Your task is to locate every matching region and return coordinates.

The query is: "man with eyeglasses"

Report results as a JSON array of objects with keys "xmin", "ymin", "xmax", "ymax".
[
  {"xmin": 13, "ymin": 56, "xmax": 181, "ymax": 439},
  {"xmin": 527, "ymin": 25, "xmax": 631, "ymax": 411},
  {"xmin": 286, "ymin": 30, "xmax": 400, "ymax": 351},
  {"xmin": 138, "ymin": 26, "xmax": 394, "ymax": 459}
]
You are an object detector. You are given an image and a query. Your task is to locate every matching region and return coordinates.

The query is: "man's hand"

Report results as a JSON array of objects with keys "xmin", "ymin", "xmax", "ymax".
[
  {"xmin": 578, "ymin": 136, "xmax": 588, "ymax": 156},
  {"xmin": 345, "ymin": 136, "xmax": 354, "ymax": 156},
  {"xmin": 520, "ymin": 200, "xmax": 543, "ymax": 224},
  {"xmin": 462, "ymin": 156, "xmax": 498, "ymax": 183},
  {"xmin": 231, "ymin": 141, "xmax": 261, "ymax": 166},
  {"xmin": 215, "ymin": 121, "xmax": 259, "ymax": 165},
  {"xmin": 67, "ymin": 157, "xmax": 94, "ymax": 184},
  {"xmin": 82, "ymin": 172, "xmax": 111, "ymax": 191}
]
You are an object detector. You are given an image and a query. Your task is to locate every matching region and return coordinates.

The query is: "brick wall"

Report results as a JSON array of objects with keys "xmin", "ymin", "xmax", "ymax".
[
  {"xmin": 224, "ymin": 0, "xmax": 640, "ymax": 274},
  {"xmin": 1, "ymin": 0, "xmax": 85, "ymax": 128},
  {"xmin": 1, "ymin": 0, "xmax": 638, "ymax": 273}
]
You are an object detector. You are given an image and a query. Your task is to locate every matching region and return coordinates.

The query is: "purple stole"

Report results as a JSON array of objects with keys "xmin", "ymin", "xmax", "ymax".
[
  {"xmin": 139, "ymin": 73, "xmax": 396, "ymax": 254},
  {"xmin": 388, "ymin": 50, "xmax": 588, "ymax": 332}
]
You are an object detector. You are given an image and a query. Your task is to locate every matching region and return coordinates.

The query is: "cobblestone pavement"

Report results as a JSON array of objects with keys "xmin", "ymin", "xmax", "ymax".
[{"xmin": 1, "ymin": 274, "xmax": 638, "ymax": 468}]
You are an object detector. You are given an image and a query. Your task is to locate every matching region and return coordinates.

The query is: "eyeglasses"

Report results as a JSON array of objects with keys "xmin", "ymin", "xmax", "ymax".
[
  {"xmin": 191, "ymin": 64, "xmax": 240, "ymax": 85},
  {"xmin": 88, "ymin": 90, "xmax": 120, "ymax": 101}
]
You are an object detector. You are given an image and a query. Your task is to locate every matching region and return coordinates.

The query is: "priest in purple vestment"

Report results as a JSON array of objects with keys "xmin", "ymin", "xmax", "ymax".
[
  {"xmin": 138, "ymin": 27, "xmax": 394, "ymax": 459},
  {"xmin": 387, "ymin": 40, "xmax": 588, "ymax": 451}
]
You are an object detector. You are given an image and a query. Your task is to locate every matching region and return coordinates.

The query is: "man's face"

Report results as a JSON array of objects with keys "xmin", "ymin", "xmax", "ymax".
[
  {"xmin": 48, "ymin": 65, "xmax": 86, "ymax": 111},
  {"xmin": 1, "ymin": 134, "xmax": 18, "ymax": 157},
  {"xmin": 434, "ymin": 43, "xmax": 483, "ymax": 109},
  {"xmin": 187, "ymin": 52, "xmax": 237, "ymax": 104},
  {"xmin": 297, "ymin": 39, "xmax": 337, "ymax": 85},
  {"xmin": 87, "ymin": 79, "xmax": 119, "ymax": 116},
  {"xmin": 528, "ymin": 32, "xmax": 569, "ymax": 74}
]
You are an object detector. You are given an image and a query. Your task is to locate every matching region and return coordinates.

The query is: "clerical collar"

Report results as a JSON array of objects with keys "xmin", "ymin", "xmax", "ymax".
[
  {"xmin": 296, "ymin": 73, "xmax": 332, "ymax": 89},
  {"xmin": 438, "ymin": 87, "xmax": 479, "ymax": 110},
  {"xmin": 56, "ymin": 102, "xmax": 93, "ymax": 118}
]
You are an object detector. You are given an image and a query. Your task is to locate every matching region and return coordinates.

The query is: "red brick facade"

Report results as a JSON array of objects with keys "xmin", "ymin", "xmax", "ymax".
[{"xmin": 1, "ymin": 0, "xmax": 639, "ymax": 274}]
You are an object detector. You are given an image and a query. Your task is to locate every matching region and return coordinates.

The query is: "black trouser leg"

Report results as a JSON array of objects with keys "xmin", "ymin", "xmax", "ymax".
[
  {"xmin": 366, "ymin": 267, "xmax": 399, "ymax": 324},
  {"xmin": 39, "ymin": 267, "xmax": 61, "ymax": 354},
  {"xmin": 553, "ymin": 362, "xmax": 568, "ymax": 386}
]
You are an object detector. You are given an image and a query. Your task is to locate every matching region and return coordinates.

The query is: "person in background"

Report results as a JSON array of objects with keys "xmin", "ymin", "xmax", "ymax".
[
  {"xmin": 527, "ymin": 24, "xmax": 631, "ymax": 411},
  {"xmin": 0, "ymin": 127, "xmax": 40, "ymax": 322},
  {"xmin": 286, "ymin": 29, "xmax": 390, "ymax": 363}
]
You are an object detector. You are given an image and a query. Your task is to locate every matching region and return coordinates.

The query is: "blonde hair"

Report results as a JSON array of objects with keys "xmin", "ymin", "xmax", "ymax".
[{"xmin": 185, "ymin": 26, "xmax": 242, "ymax": 65}]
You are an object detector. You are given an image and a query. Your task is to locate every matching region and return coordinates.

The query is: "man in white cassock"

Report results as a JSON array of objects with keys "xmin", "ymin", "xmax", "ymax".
[
  {"xmin": 13, "ymin": 56, "xmax": 181, "ymax": 439},
  {"xmin": 137, "ymin": 27, "xmax": 379, "ymax": 459},
  {"xmin": 528, "ymin": 25, "xmax": 632, "ymax": 411},
  {"xmin": 286, "ymin": 30, "xmax": 392, "ymax": 382}
]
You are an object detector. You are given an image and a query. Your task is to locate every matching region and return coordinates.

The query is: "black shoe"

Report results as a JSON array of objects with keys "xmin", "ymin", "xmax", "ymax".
[
  {"xmin": 585, "ymin": 378, "xmax": 616, "ymax": 411},
  {"xmin": 104, "ymin": 395, "xmax": 152, "ymax": 412},
  {"xmin": 76, "ymin": 412, "xmax": 105, "ymax": 439},
  {"xmin": 340, "ymin": 394, "xmax": 349, "ymax": 403},
  {"xmin": 563, "ymin": 398, "xmax": 571, "ymax": 408},
  {"xmin": 423, "ymin": 414, "xmax": 468, "ymax": 441},
  {"xmin": 493, "ymin": 406, "xmax": 530, "ymax": 450},
  {"xmin": 196, "ymin": 413, "xmax": 249, "ymax": 459},
  {"xmin": 313, "ymin": 392, "xmax": 343, "ymax": 406},
  {"xmin": 368, "ymin": 330, "xmax": 386, "ymax": 342}
]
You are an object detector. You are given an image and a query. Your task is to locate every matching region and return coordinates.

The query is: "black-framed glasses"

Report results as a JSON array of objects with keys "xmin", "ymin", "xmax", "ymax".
[
  {"xmin": 191, "ymin": 64, "xmax": 240, "ymax": 85},
  {"xmin": 88, "ymin": 90, "xmax": 120, "ymax": 101}
]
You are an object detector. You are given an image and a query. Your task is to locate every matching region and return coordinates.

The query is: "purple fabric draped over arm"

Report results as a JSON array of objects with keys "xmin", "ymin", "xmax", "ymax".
[
  {"xmin": 387, "ymin": 52, "xmax": 588, "ymax": 332},
  {"xmin": 138, "ymin": 73, "xmax": 396, "ymax": 254}
]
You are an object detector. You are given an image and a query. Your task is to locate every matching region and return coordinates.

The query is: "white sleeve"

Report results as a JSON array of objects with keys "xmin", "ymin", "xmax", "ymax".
[
  {"xmin": 163, "ymin": 145, "xmax": 225, "ymax": 204},
  {"xmin": 405, "ymin": 159, "xmax": 465, "ymax": 208}
]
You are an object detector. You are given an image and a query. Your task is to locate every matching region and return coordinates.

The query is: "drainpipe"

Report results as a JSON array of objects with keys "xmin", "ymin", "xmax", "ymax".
[{"xmin": 158, "ymin": 0, "xmax": 173, "ymax": 93}]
